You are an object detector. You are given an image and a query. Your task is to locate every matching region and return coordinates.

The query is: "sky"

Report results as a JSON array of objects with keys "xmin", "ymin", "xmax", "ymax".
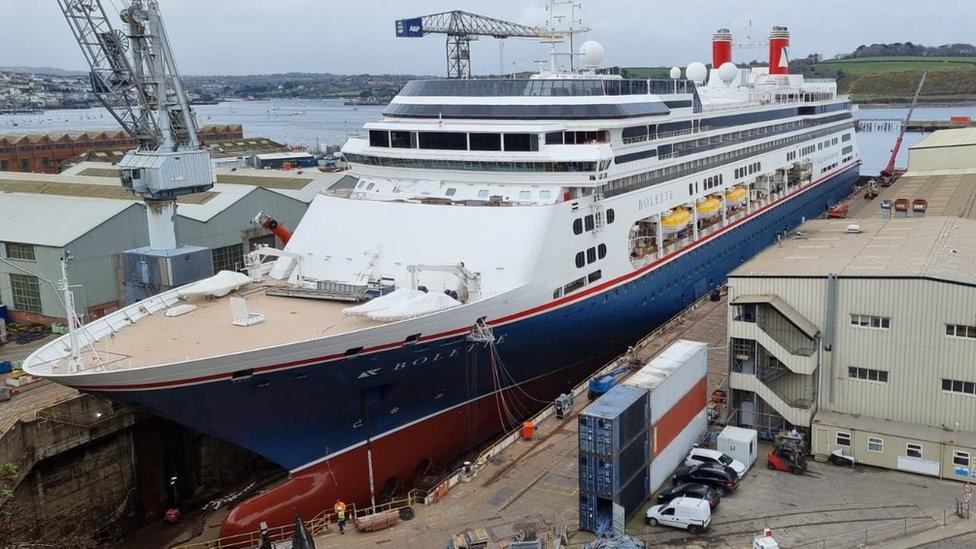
[{"xmin": 2, "ymin": 0, "xmax": 974, "ymax": 76}]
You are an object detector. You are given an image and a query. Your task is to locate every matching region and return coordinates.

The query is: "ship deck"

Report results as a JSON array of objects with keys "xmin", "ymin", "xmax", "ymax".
[{"xmin": 65, "ymin": 287, "xmax": 377, "ymax": 372}]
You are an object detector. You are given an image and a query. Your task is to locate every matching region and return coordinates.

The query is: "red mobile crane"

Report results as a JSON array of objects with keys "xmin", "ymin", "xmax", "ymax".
[{"xmin": 879, "ymin": 72, "xmax": 927, "ymax": 186}]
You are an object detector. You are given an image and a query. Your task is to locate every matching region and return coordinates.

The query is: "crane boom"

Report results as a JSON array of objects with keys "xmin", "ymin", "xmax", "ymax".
[
  {"xmin": 57, "ymin": 0, "xmax": 158, "ymax": 145},
  {"xmin": 57, "ymin": 0, "xmax": 214, "ymax": 251},
  {"xmin": 396, "ymin": 10, "xmax": 558, "ymax": 79},
  {"xmin": 881, "ymin": 71, "xmax": 927, "ymax": 178}
]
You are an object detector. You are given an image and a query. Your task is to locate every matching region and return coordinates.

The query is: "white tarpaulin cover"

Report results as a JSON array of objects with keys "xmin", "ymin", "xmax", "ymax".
[
  {"xmin": 178, "ymin": 271, "xmax": 250, "ymax": 298},
  {"xmin": 368, "ymin": 292, "xmax": 461, "ymax": 322},
  {"xmin": 342, "ymin": 288, "xmax": 423, "ymax": 317}
]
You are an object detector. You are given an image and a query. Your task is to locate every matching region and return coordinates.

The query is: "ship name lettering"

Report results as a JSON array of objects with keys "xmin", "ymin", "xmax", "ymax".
[
  {"xmin": 357, "ymin": 368, "xmax": 381, "ymax": 378},
  {"xmin": 636, "ymin": 189, "xmax": 674, "ymax": 212}
]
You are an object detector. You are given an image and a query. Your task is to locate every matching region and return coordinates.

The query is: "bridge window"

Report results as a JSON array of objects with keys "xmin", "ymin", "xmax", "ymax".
[
  {"xmin": 390, "ymin": 131, "xmax": 415, "ymax": 148},
  {"xmin": 469, "ymin": 132, "xmax": 502, "ymax": 151},
  {"xmin": 369, "ymin": 130, "xmax": 390, "ymax": 147},
  {"xmin": 503, "ymin": 133, "xmax": 539, "ymax": 152},
  {"xmin": 545, "ymin": 131, "xmax": 564, "ymax": 145},
  {"xmin": 606, "ymin": 209, "xmax": 615, "ymax": 224},
  {"xmin": 419, "ymin": 131, "xmax": 467, "ymax": 150}
]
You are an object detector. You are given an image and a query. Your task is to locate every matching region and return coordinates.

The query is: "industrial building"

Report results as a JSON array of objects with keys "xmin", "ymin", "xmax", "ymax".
[
  {"xmin": 726, "ymin": 127, "xmax": 976, "ymax": 482},
  {"xmin": 0, "ymin": 125, "xmax": 244, "ymax": 174},
  {"xmin": 727, "ymin": 216, "xmax": 976, "ymax": 478},
  {"xmin": 0, "ymin": 165, "xmax": 349, "ymax": 323},
  {"xmin": 906, "ymin": 127, "xmax": 976, "ymax": 175}
]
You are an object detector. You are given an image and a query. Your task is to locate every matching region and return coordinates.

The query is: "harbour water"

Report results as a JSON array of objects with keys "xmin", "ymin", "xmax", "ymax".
[
  {"xmin": 1, "ymin": 100, "xmax": 975, "ymax": 175},
  {"xmin": 0, "ymin": 99, "xmax": 385, "ymax": 151}
]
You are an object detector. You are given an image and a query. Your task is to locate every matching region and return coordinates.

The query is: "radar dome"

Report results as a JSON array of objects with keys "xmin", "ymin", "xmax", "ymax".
[
  {"xmin": 718, "ymin": 62, "xmax": 739, "ymax": 84},
  {"xmin": 579, "ymin": 41, "xmax": 605, "ymax": 68},
  {"xmin": 669, "ymin": 66, "xmax": 681, "ymax": 79},
  {"xmin": 686, "ymin": 62, "xmax": 707, "ymax": 84}
]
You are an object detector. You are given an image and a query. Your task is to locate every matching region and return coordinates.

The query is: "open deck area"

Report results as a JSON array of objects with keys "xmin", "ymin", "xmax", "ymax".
[{"xmin": 34, "ymin": 284, "xmax": 377, "ymax": 374}]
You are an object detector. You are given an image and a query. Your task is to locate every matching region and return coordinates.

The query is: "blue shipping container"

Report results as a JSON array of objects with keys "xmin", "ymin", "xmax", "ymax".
[
  {"xmin": 578, "ymin": 433, "xmax": 649, "ymax": 497},
  {"xmin": 579, "ymin": 464, "xmax": 651, "ymax": 533},
  {"xmin": 579, "ymin": 384, "xmax": 650, "ymax": 456},
  {"xmin": 579, "ymin": 492, "xmax": 596, "ymax": 532}
]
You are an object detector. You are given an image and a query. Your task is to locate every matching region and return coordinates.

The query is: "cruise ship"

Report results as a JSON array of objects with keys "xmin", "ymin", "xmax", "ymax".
[{"xmin": 25, "ymin": 26, "xmax": 860, "ymax": 537}]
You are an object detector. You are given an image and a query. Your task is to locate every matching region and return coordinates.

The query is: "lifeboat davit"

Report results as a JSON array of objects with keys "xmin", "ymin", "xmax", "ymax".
[
  {"xmin": 725, "ymin": 186, "xmax": 748, "ymax": 207},
  {"xmin": 696, "ymin": 195, "xmax": 722, "ymax": 219},
  {"xmin": 660, "ymin": 207, "xmax": 692, "ymax": 234}
]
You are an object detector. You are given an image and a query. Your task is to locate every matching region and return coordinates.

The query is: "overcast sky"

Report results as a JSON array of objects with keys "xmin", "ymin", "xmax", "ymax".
[{"xmin": 2, "ymin": 0, "xmax": 973, "ymax": 76}]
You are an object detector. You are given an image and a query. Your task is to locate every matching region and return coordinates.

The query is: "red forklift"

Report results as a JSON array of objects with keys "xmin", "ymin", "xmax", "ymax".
[{"xmin": 767, "ymin": 431, "xmax": 807, "ymax": 474}]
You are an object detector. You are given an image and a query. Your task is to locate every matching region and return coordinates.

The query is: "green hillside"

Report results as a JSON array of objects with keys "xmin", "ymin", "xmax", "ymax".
[
  {"xmin": 815, "ymin": 56, "xmax": 976, "ymax": 74},
  {"xmin": 809, "ymin": 57, "xmax": 976, "ymax": 102}
]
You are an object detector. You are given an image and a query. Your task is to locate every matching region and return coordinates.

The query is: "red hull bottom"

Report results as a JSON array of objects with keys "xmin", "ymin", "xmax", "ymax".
[{"xmin": 220, "ymin": 358, "xmax": 601, "ymax": 539}]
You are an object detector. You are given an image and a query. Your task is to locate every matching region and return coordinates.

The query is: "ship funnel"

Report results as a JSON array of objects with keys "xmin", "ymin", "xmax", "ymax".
[
  {"xmin": 712, "ymin": 28, "xmax": 733, "ymax": 69},
  {"xmin": 769, "ymin": 26, "xmax": 790, "ymax": 75}
]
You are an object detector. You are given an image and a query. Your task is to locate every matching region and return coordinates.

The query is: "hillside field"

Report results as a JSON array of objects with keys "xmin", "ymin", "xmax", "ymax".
[{"xmin": 815, "ymin": 56, "xmax": 976, "ymax": 74}]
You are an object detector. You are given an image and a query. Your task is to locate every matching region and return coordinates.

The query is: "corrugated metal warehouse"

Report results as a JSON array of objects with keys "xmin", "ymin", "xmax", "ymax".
[
  {"xmin": 726, "ymin": 215, "xmax": 976, "ymax": 482},
  {"xmin": 0, "ymin": 164, "xmax": 349, "ymax": 323},
  {"xmin": 906, "ymin": 127, "xmax": 976, "ymax": 175}
]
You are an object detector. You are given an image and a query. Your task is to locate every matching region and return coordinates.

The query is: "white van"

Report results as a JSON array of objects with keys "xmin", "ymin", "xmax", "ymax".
[
  {"xmin": 645, "ymin": 496, "xmax": 711, "ymax": 534},
  {"xmin": 685, "ymin": 447, "xmax": 748, "ymax": 479}
]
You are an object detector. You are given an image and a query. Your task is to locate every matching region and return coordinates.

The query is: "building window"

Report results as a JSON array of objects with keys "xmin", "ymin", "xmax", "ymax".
[
  {"xmin": 574, "ymin": 252, "xmax": 585, "ymax": 269},
  {"xmin": 906, "ymin": 444, "xmax": 922, "ymax": 459},
  {"xmin": 212, "ymin": 243, "xmax": 245, "ymax": 273},
  {"xmin": 953, "ymin": 451, "xmax": 970, "ymax": 467},
  {"xmin": 867, "ymin": 437, "xmax": 884, "ymax": 453},
  {"xmin": 850, "ymin": 313, "xmax": 890, "ymax": 330},
  {"xmin": 588, "ymin": 270, "xmax": 602, "ymax": 283},
  {"xmin": 836, "ymin": 432, "xmax": 851, "ymax": 447},
  {"xmin": 597, "ymin": 243, "xmax": 607, "ymax": 259},
  {"xmin": 9, "ymin": 273, "xmax": 42, "ymax": 313},
  {"xmin": 946, "ymin": 324, "xmax": 976, "ymax": 340},
  {"xmin": 4, "ymin": 242, "xmax": 36, "ymax": 261},
  {"xmin": 573, "ymin": 218, "xmax": 583, "ymax": 235},
  {"xmin": 606, "ymin": 209, "xmax": 615, "ymax": 224},
  {"xmin": 848, "ymin": 367, "xmax": 889, "ymax": 383},
  {"xmin": 586, "ymin": 247, "xmax": 597, "ymax": 264},
  {"xmin": 942, "ymin": 378, "xmax": 976, "ymax": 395}
]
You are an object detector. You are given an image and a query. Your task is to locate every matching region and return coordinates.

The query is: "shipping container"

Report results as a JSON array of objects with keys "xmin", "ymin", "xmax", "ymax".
[
  {"xmin": 578, "ymin": 492, "xmax": 598, "ymax": 533},
  {"xmin": 650, "ymin": 410, "xmax": 708, "ymax": 494},
  {"xmin": 578, "ymin": 434, "xmax": 649, "ymax": 496},
  {"xmin": 652, "ymin": 378, "xmax": 707, "ymax": 454},
  {"xmin": 624, "ymin": 339, "xmax": 707, "ymax": 424},
  {"xmin": 579, "ymin": 385, "xmax": 650, "ymax": 456},
  {"xmin": 579, "ymin": 464, "xmax": 650, "ymax": 534}
]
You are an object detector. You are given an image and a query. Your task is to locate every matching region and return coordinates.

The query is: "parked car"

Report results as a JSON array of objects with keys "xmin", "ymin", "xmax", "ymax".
[
  {"xmin": 686, "ymin": 447, "xmax": 749, "ymax": 478},
  {"xmin": 673, "ymin": 463, "xmax": 739, "ymax": 494},
  {"xmin": 656, "ymin": 482, "xmax": 721, "ymax": 509},
  {"xmin": 645, "ymin": 496, "xmax": 711, "ymax": 534}
]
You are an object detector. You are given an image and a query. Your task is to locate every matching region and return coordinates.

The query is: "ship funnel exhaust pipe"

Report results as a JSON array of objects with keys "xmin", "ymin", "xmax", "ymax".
[
  {"xmin": 769, "ymin": 26, "xmax": 790, "ymax": 75},
  {"xmin": 712, "ymin": 28, "xmax": 732, "ymax": 69}
]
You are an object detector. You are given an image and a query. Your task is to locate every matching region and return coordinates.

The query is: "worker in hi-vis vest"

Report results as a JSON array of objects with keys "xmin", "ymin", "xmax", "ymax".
[{"xmin": 334, "ymin": 500, "xmax": 347, "ymax": 534}]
